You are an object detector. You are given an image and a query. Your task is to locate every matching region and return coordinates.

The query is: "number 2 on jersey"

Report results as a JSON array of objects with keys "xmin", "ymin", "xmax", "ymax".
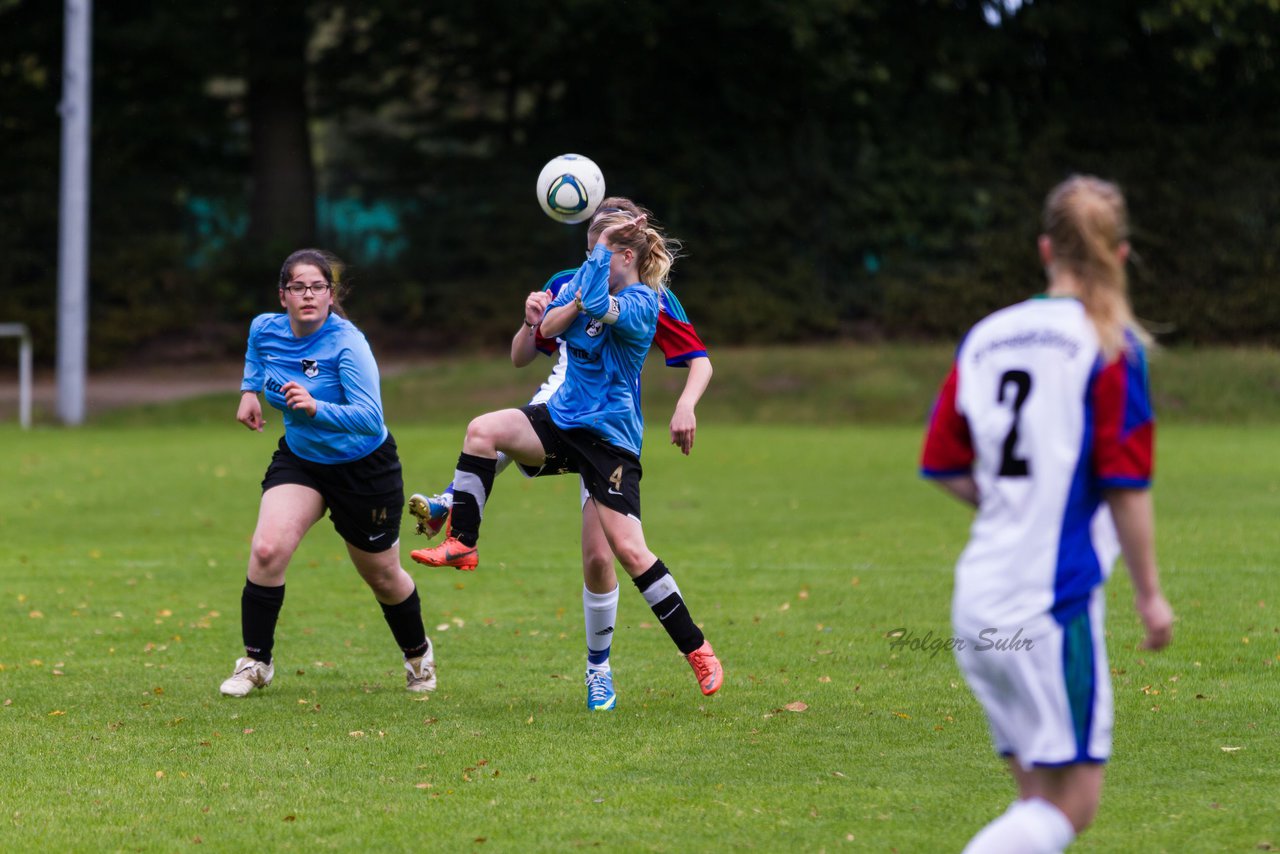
[{"xmin": 997, "ymin": 369, "xmax": 1031, "ymax": 477}]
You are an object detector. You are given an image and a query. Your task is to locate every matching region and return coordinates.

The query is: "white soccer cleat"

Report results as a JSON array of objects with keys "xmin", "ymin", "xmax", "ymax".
[
  {"xmin": 404, "ymin": 646, "xmax": 437, "ymax": 692},
  {"xmin": 408, "ymin": 493, "xmax": 451, "ymax": 539},
  {"xmin": 219, "ymin": 656, "xmax": 274, "ymax": 697}
]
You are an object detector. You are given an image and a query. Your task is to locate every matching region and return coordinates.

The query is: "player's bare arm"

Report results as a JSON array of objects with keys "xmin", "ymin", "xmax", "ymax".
[
  {"xmin": 1105, "ymin": 487, "xmax": 1174, "ymax": 650},
  {"xmin": 670, "ymin": 356, "xmax": 712, "ymax": 455},
  {"xmin": 512, "ymin": 290, "xmax": 551, "ymax": 367}
]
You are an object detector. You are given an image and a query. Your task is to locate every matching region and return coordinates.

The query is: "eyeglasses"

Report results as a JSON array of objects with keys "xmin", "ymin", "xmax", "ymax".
[{"xmin": 282, "ymin": 283, "xmax": 332, "ymax": 296}]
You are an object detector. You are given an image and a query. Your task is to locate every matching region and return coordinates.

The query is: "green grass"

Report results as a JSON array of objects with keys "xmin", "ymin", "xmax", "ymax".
[
  {"xmin": 89, "ymin": 343, "xmax": 1280, "ymax": 428},
  {"xmin": 2, "ymin": 346, "xmax": 1279, "ymax": 851}
]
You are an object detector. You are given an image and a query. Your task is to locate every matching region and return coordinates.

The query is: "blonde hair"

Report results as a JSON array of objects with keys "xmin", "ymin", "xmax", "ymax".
[
  {"xmin": 1042, "ymin": 176, "xmax": 1149, "ymax": 360},
  {"xmin": 587, "ymin": 199, "xmax": 681, "ymax": 290}
]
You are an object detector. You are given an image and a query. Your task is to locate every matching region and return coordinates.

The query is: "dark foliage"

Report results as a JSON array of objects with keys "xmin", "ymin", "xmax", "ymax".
[{"xmin": 1, "ymin": 0, "xmax": 1277, "ymax": 366}]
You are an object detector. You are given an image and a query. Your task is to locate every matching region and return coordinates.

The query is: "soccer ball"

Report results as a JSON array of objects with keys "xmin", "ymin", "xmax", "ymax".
[{"xmin": 536, "ymin": 154, "xmax": 605, "ymax": 224}]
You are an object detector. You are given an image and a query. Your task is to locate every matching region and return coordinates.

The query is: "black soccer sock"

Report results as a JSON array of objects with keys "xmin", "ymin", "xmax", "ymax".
[
  {"xmin": 241, "ymin": 578, "xmax": 285, "ymax": 664},
  {"xmin": 449, "ymin": 453, "xmax": 497, "ymax": 547},
  {"xmin": 380, "ymin": 586, "xmax": 430, "ymax": 660},
  {"xmin": 633, "ymin": 559, "xmax": 704, "ymax": 655}
]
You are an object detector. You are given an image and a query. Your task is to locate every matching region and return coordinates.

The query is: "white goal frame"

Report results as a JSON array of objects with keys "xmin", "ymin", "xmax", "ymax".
[{"xmin": 0, "ymin": 323, "xmax": 33, "ymax": 429}]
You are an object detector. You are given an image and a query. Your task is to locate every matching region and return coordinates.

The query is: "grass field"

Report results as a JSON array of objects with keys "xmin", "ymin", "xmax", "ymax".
[{"xmin": 1, "ymin": 347, "xmax": 1278, "ymax": 851}]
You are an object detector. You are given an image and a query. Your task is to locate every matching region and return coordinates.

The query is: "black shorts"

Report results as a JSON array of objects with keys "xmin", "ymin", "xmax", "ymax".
[
  {"xmin": 518, "ymin": 404, "xmax": 643, "ymax": 520},
  {"xmin": 261, "ymin": 434, "xmax": 404, "ymax": 553}
]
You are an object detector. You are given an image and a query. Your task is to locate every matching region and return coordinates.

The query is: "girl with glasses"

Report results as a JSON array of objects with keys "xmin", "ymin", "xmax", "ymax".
[{"xmin": 219, "ymin": 249, "xmax": 437, "ymax": 698}]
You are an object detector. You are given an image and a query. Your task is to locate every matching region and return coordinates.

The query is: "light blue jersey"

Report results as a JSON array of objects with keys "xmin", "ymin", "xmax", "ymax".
[
  {"xmin": 241, "ymin": 312, "xmax": 388, "ymax": 464},
  {"xmin": 544, "ymin": 245, "xmax": 658, "ymax": 456}
]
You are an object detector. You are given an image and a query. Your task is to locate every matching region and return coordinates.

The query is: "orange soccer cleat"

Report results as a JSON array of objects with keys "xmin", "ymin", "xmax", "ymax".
[
  {"xmin": 685, "ymin": 640, "xmax": 723, "ymax": 696},
  {"xmin": 410, "ymin": 536, "xmax": 478, "ymax": 571}
]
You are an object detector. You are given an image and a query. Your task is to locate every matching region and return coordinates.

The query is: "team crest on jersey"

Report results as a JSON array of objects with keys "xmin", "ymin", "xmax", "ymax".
[
  {"xmin": 585, "ymin": 318, "xmax": 605, "ymax": 338},
  {"xmin": 301, "ymin": 358, "xmax": 320, "ymax": 378}
]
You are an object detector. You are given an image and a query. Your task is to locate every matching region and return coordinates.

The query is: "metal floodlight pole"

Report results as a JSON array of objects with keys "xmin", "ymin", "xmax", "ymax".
[{"xmin": 56, "ymin": 0, "xmax": 92, "ymax": 426}]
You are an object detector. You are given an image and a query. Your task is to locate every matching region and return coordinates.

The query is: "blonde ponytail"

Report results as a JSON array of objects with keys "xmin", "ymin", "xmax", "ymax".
[
  {"xmin": 1042, "ymin": 176, "xmax": 1150, "ymax": 361},
  {"xmin": 587, "ymin": 200, "xmax": 682, "ymax": 291}
]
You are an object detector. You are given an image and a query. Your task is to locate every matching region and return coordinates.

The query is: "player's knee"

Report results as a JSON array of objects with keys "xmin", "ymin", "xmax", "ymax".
[
  {"xmin": 611, "ymin": 542, "xmax": 651, "ymax": 575},
  {"xmin": 360, "ymin": 564, "xmax": 403, "ymax": 598},
  {"xmin": 250, "ymin": 537, "xmax": 290, "ymax": 573},
  {"xmin": 463, "ymin": 414, "xmax": 502, "ymax": 453},
  {"xmin": 582, "ymin": 548, "xmax": 613, "ymax": 579}
]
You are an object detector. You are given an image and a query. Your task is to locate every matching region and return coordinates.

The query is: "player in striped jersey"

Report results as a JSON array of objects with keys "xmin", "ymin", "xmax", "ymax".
[{"xmin": 921, "ymin": 176, "xmax": 1173, "ymax": 852}]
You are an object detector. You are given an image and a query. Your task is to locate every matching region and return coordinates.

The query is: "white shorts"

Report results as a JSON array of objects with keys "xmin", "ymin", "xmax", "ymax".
[{"xmin": 953, "ymin": 588, "xmax": 1113, "ymax": 770}]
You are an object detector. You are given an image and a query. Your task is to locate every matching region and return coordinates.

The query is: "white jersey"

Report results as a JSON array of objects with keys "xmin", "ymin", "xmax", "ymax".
[
  {"xmin": 922, "ymin": 296, "xmax": 1155, "ymax": 767},
  {"xmin": 529, "ymin": 340, "xmax": 569, "ymax": 405},
  {"xmin": 923, "ymin": 297, "xmax": 1154, "ymax": 629}
]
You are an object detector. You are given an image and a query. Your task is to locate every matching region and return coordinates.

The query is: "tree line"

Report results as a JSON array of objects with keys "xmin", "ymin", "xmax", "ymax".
[{"xmin": 1, "ymin": 0, "xmax": 1277, "ymax": 366}]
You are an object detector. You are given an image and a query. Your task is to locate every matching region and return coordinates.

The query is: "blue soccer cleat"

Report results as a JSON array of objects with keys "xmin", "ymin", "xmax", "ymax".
[{"xmin": 585, "ymin": 668, "xmax": 616, "ymax": 711}]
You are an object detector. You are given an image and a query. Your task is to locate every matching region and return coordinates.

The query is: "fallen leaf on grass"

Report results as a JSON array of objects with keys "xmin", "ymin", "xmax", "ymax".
[
  {"xmin": 283, "ymin": 815, "xmax": 296, "ymax": 822},
  {"xmin": 48, "ymin": 710, "xmax": 66, "ymax": 716},
  {"xmin": 415, "ymin": 782, "xmax": 433, "ymax": 789}
]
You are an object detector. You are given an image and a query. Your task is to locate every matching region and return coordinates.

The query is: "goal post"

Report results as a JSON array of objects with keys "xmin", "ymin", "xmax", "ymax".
[{"xmin": 0, "ymin": 323, "xmax": 33, "ymax": 429}]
